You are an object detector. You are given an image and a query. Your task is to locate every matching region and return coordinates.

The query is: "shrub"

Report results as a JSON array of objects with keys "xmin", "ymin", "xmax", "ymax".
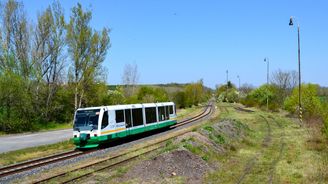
[
  {"xmin": 240, "ymin": 84, "xmax": 280, "ymax": 111},
  {"xmin": 284, "ymin": 84, "xmax": 322, "ymax": 117},
  {"xmin": 216, "ymin": 82, "xmax": 238, "ymax": 103}
]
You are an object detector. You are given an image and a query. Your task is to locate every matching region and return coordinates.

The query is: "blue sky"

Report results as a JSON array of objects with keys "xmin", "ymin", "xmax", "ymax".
[{"xmin": 20, "ymin": 0, "xmax": 328, "ymax": 88}]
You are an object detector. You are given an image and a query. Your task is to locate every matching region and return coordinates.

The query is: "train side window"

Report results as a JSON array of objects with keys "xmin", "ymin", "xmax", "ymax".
[
  {"xmin": 169, "ymin": 105, "xmax": 174, "ymax": 114},
  {"xmin": 101, "ymin": 111, "xmax": 109, "ymax": 129},
  {"xmin": 145, "ymin": 107, "xmax": 157, "ymax": 124},
  {"xmin": 115, "ymin": 110, "xmax": 124, "ymax": 123},
  {"xmin": 125, "ymin": 109, "xmax": 132, "ymax": 128},
  {"xmin": 165, "ymin": 106, "xmax": 169, "ymax": 120},
  {"xmin": 132, "ymin": 108, "xmax": 144, "ymax": 126},
  {"xmin": 158, "ymin": 106, "xmax": 165, "ymax": 121}
]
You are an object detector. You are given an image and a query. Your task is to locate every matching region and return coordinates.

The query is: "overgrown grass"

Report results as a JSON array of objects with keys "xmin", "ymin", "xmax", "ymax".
[
  {"xmin": 0, "ymin": 139, "xmax": 74, "ymax": 166},
  {"xmin": 176, "ymin": 106, "xmax": 203, "ymax": 120},
  {"xmin": 203, "ymin": 103, "xmax": 328, "ymax": 184}
]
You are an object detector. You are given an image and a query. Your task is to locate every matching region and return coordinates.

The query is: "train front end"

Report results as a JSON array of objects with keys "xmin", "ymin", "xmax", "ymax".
[{"xmin": 72, "ymin": 108, "xmax": 102, "ymax": 149}]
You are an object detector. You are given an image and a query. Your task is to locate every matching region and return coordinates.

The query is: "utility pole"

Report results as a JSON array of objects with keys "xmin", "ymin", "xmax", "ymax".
[
  {"xmin": 289, "ymin": 16, "xmax": 302, "ymax": 124},
  {"xmin": 237, "ymin": 75, "xmax": 240, "ymax": 100},
  {"xmin": 237, "ymin": 75, "xmax": 240, "ymax": 90},
  {"xmin": 226, "ymin": 70, "xmax": 229, "ymax": 102},
  {"xmin": 264, "ymin": 58, "xmax": 269, "ymax": 111}
]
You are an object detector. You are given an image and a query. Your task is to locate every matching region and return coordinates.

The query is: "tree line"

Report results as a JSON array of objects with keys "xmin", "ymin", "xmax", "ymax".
[{"xmin": 0, "ymin": 0, "xmax": 110, "ymax": 132}]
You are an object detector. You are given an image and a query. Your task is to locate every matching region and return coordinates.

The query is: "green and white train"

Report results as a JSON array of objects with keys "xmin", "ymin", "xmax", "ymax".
[{"xmin": 73, "ymin": 102, "xmax": 177, "ymax": 149}]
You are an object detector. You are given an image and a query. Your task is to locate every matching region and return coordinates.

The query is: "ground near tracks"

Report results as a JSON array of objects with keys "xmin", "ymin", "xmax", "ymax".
[
  {"xmin": 236, "ymin": 114, "xmax": 275, "ymax": 184},
  {"xmin": 179, "ymin": 103, "xmax": 327, "ymax": 184},
  {"xmin": 204, "ymin": 104, "xmax": 295, "ymax": 184}
]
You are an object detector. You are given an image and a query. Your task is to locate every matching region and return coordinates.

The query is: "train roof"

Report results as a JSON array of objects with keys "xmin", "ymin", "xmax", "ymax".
[{"xmin": 77, "ymin": 102, "xmax": 175, "ymax": 111}]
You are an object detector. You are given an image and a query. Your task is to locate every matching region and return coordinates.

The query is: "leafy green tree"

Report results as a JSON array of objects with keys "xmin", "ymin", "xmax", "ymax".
[
  {"xmin": 241, "ymin": 84, "xmax": 280, "ymax": 110},
  {"xmin": 284, "ymin": 84, "xmax": 322, "ymax": 118},
  {"xmin": 216, "ymin": 81, "xmax": 238, "ymax": 103},
  {"xmin": 184, "ymin": 81, "xmax": 204, "ymax": 107},
  {"xmin": 173, "ymin": 91, "xmax": 186, "ymax": 108},
  {"xmin": 107, "ymin": 87, "xmax": 126, "ymax": 105},
  {"xmin": 136, "ymin": 86, "xmax": 169, "ymax": 103},
  {"xmin": 0, "ymin": 72, "xmax": 33, "ymax": 132},
  {"xmin": 66, "ymin": 3, "xmax": 110, "ymax": 110}
]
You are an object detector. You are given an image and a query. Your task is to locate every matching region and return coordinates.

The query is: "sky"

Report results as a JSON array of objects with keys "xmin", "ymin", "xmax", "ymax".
[{"xmin": 19, "ymin": 0, "xmax": 328, "ymax": 88}]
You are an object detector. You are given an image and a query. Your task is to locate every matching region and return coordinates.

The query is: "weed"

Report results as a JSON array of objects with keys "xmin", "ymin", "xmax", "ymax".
[
  {"xmin": 203, "ymin": 125, "xmax": 214, "ymax": 132},
  {"xmin": 202, "ymin": 155, "xmax": 209, "ymax": 161},
  {"xmin": 183, "ymin": 143, "xmax": 202, "ymax": 155}
]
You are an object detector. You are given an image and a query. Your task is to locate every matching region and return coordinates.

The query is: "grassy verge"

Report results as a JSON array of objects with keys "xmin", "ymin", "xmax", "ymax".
[
  {"xmin": 176, "ymin": 105, "xmax": 203, "ymax": 120},
  {"xmin": 0, "ymin": 140, "xmax": 75, "ymax": 166}
]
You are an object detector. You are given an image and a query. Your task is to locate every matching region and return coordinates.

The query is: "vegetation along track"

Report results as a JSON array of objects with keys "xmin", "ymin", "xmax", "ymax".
[
  {"xmin": 0, "ymin": 102, "xmax": 213, "ymax": 181},
  {"xmin": 267, "ymin": 117, "xmax": 286, "ymax": 184},
  {"xmin": 236, "ymin": 114, "xmax": 273, "ymax": 184}
]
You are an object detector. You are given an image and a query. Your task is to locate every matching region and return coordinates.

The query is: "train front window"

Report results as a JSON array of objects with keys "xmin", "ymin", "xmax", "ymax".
[{"xmin": 74, "ymin": 109, "xmax": 100, "ymax": 130}]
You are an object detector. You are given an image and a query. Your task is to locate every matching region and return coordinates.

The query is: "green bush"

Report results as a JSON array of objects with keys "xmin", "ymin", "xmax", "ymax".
[
  {"xmin": 216, "ymin": 81, "xmax": 238, "ymax": 103},
  {"xmin": 240, "ymin": 84, "xmax": 280, "ymax": 111},
  {"xmin": 284, "ymin": 84, "xmax": 322, "ymax": 117},
  {"xmin": 172, "ymin": 80, "xmax": 209, "ymax": 108},
  {"xmin": 173, "ymin": 91, "xmax": 187, "ymax": 108}
]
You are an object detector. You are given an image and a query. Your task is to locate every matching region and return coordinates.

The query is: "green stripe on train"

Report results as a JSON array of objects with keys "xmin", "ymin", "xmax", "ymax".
[{"xmin": 73, "ymin": 120, "xmax": 177, "ymax": 148}]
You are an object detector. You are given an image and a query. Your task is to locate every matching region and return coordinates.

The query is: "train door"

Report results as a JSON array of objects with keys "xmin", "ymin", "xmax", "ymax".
[{"xmin": 125, "ymin": 109, "xmax": 132, "ymax": 136}]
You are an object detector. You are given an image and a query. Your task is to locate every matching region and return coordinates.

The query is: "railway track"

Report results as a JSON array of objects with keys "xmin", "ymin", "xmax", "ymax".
[
  {"xmin": 0, "ymin": 150, "xmax": 98, "ymax": 178},
  {"xmin": 0, "ymin": 102, "xmax": 214, "ymax": 182}
]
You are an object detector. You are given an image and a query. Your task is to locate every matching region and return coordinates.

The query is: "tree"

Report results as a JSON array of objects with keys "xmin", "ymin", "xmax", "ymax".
[
  {"xmin": 32, "ymin": 1, "xmax": 66, "ymax": 120},
  {"xmin": 184, "ymin": 80, "xmax": 204, "ymax": 107},
  {"xmin": 173, "ymin": 91, "xmax": 186, "ymax": 108},
  {"xmin": 241, "ymin": 84, "xmax": 280, "ymax": 110},
  {"xmin": 66, "ymin": 3, "xmax": 110, "ymax": 110},
  {"xmin": 122, "ymin": 63, "xmax": 139, "ymax": 97},
  {"xmin": 271, "ymin": 69, "xmax": 298, "ymax": 105},
  {"xmin": 284, "ymin": 83, "xmax": 322, "ymax": 118},
  {"xmin": 215, "ymin": 81, "xmax": 238, "ymax": 103},
  {"xmin": 239, "ymin": 83, "xmax": 254, "ymax": 96},
  {"xmin": 0, "ymin": 0, "xmax": 34, "ymax": 132},
  {"xmin": 136, "ymin": 86, "xmax": 169, "ymax": 103},
  {"xmin": 0, "ymin": 0, "xmax": 31, "ymax": 78}
]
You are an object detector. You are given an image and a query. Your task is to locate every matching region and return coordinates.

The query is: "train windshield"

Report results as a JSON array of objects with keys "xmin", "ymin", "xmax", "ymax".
[{"xmin": 74, "ymin": 109, "xmax": 100, "ymax": 131}]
